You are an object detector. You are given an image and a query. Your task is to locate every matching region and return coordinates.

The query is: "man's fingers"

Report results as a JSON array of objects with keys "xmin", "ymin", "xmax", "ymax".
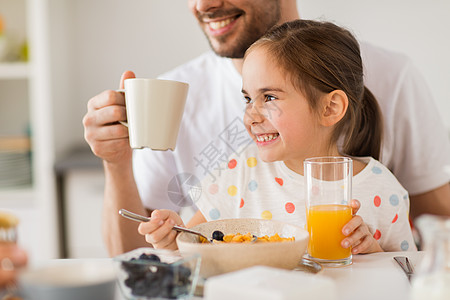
[
  {"xmin": 92, "ymin": 105, "xmax": 127, "ymax": 126},
  {"xmin": 120, "ymin": 70, "xmax": 136, "ymax": 89},
  {"xmin": 88, "ymin": 90, "xmax": 126, "ymax": 111}
]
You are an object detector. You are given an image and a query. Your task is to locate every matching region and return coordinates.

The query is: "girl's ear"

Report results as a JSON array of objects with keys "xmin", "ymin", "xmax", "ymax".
[{"xmin": 320, "ymin": 90, "xmax": 348, "ymax": 127}]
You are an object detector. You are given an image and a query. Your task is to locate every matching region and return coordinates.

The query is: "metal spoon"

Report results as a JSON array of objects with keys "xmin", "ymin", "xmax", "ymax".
[
  {"xmin": 393, "ymin": 256, "xmax": 415, "ymax": 282},
  {"xmin": 118, "ymin": 209, "xmax": 213, "ymax": 243}
]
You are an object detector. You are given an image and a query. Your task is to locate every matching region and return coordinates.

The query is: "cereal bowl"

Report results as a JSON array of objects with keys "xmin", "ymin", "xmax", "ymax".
[
  {"xmin": 113, "ymin": 248, "xmax": 201, "ymax": 299},
  {"xmin": 176, "ymin": 218, "xmax": 309, "ymax": 278}
]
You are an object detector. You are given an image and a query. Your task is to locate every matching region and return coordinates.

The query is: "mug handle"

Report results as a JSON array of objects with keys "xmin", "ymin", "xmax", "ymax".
[{"xmin": 116, "ymin": 89, "xmax": 128, "ymax": 127}]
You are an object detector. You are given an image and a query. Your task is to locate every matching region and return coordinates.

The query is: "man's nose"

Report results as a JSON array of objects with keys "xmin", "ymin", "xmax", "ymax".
[{"xmin": 193, "ymin": 0, "xmax": 223, "ymax": 13}]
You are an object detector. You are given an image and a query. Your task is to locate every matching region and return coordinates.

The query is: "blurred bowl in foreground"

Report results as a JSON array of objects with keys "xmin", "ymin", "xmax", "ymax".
[
  {"xmin": 176, "ymin": 218, "xmax": 309, "ymax": 278},
  {"xmin": 113, "ymin": 248, "xmax": 201, "ymax": 299},
  {"xmin": 19, "ymin": 260, "xmax": 116, "ymax": 300}
]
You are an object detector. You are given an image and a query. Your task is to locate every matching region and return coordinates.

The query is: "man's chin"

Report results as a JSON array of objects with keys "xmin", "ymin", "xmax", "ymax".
[
  {"xmin": 211, "ymin": 46, "xmax": 245, "ymax": 59},
  {"xmin": 207, "ymin": 39, "xmax": 246, "ymax": 58}
]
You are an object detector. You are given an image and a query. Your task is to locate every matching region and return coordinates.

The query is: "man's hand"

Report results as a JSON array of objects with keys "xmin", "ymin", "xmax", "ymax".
[{"xmin": 83, "ymin": 71, "xmax": 135, "ymax": 164}]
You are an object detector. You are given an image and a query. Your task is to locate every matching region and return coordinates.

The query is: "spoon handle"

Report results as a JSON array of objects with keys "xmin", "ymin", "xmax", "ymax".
[
  {"xmin": 119, "ymin": 209, "xmax": 150, "ymax": 222},
  {"xmin": 393, "ymin": 256, "xmax": 414, "ymax": 282},
  {"xmin": 118, "ymin": 209, "xmax": 211, "ymax": 241}
]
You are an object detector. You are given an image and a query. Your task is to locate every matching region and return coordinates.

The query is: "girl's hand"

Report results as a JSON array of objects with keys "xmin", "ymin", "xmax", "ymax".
[
  {"xmin": 341, "ymin": 199, "xmax": 383, "ymax": 254},
  {"xmin": 137, "ymin": 209, "xmax": 184, "ymax": 250}
]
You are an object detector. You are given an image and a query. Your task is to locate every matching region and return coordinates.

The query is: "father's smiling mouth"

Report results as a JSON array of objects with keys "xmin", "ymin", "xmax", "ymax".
[{"xmin": 207, "ymin": 15, "xmax": 239, "ymax": 30}]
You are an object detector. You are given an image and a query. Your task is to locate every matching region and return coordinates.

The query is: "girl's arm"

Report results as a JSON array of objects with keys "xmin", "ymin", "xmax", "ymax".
[{"xmin": 187, "ymin": 210, "xmax": 207, "ymax": 228}]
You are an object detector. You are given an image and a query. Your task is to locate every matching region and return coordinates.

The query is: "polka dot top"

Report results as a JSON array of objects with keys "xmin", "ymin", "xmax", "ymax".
[{"xmin": 195, "ymin": 144, "xmax": 417, "ymax": 252}]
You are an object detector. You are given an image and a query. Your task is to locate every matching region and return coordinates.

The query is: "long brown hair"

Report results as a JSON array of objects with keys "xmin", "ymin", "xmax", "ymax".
[{"xmin": 246, "ymin": 19, "xmax": 383, "ymax": 160}]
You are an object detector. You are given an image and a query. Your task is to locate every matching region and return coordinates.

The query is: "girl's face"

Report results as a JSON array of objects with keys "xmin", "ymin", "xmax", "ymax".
[{"xmin": 242, "ymin": 47, "xmax": 330, "ymax": 172}]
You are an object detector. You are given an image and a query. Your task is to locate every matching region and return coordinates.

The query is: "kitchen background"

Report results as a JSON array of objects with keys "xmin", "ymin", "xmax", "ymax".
[{"xmin": 0, "ymin": 0, "xmax": 449, "ymax": 264}]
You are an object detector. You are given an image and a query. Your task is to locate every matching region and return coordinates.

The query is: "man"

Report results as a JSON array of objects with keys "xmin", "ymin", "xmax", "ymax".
[{"xmin": 83, "ymin": 0, "xmax": 450, "ymax": 256}]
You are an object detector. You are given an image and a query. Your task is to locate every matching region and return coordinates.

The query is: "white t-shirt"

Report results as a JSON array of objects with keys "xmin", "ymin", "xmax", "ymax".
[
  {"xmin": 133, "ymin": 43, "xmax": 450, "ymax": 213},
  {"xmin": 195, "ymin": 144, "xmax": 416, "ymax": 252}
]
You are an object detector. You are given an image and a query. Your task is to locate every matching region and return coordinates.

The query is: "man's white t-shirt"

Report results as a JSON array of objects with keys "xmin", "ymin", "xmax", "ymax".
[{"xmin": 133, "ymin": 43, "xmax": 450, "ymax": 214}]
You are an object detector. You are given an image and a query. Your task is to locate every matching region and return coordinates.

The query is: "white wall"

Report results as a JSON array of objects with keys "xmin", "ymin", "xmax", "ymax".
[
  {"xmin": 51, "ymin": 0, "xmax": 209, "ymax": 158},
  {"xmin": 52, "ymin": 0, "xmax": 450, "ymax": 158},
  {"xmin": 298, "ymin": 0, "xmax": 450, "ymax": 130}
]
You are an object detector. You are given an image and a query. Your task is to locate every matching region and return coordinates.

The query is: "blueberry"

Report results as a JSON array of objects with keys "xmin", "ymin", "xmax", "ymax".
[
  {"xmin": 139, "ymin": 253, "xmax": 161, "ymax": 262},
  {"xmin": 212, "ymin": 230, "xmax": 224, "ymax": 241},
  {"xmin": 121, "ymin": 260, "xmax": 147, "ymax": 274},
  {"xmin": 178, "ymin": 265, "xmax": 192, "ymax": 280},
  {"xmin": 131, "ymin": 278, "xmax": 148, "ymax": 296},
  {"xmin": 121, "ymin": 252, "xmax": 192, "ymax": 299}
]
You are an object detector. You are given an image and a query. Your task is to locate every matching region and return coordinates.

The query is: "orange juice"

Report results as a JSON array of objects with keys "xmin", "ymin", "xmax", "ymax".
[{"xmin": 307, "ymin": 204, "xmax": 352, "ymax": 260}]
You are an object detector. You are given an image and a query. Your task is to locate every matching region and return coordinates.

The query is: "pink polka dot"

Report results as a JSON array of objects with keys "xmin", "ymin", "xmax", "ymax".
[
  {"xmin": 285, "ymin": 202, "xmax": 295, "ymax": 213},
  {"xmin": 275, "ymin": 177, "xmax": 283, "ymax": 186},
  {"xmin": 374, "ymin": 195, "xmax": 381, "ymax": 207},
  {"xmin": 208, "ymin": 184, "xmax": 219, "ymax": 195},
  {"xmin": 373, "ymin": 229, "xmax": 381, "ymax": 240},
  {"xmin": 239, "ymin": 198, "xmax": 244, "ymax": 208},
  {"xmin": 228, "ymin": 159, "xmax": 237, "ymax": 169},
  {"xmin": 392, "ymin": 214, "xmax": 398, "ymax": 223}
]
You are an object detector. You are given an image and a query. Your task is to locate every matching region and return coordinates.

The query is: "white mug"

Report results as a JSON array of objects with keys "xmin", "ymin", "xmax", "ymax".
[{"xmin": 119, "ymin": 78, "xmax": 189, "ymax": 150}]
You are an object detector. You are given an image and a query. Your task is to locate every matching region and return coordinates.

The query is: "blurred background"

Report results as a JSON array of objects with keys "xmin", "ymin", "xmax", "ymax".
[{"xmin": 0, "ymin": 0, "xmax": 449, "ymax": 264}]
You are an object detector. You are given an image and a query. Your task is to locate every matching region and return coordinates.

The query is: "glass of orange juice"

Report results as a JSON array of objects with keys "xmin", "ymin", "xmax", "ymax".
[{"xmin": 304, "ymin": 157, "xmax": 353, "ymax": 267}]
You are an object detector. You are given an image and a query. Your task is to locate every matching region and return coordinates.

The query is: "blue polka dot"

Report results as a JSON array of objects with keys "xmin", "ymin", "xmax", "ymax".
[
  {"xmin": 403, "ymin": 194, "xmax": 408, "ymax": 200},
  {"xmin": 401, "ymin": 240, "xmax": 409, "ymax": 251},
  {"xmin": 209, "ymin": 208, "xmax": 220, "ymax": 220},
  {"xmin": 248, "ymin": 180, "xmax": 258, "ymax": 192},
  {"xmin": 389, "ymin": 194, "xmax": 399, "ymax": 206},
  {"xmin": 371, "ymin": 166, "xmax": 382, "ymax": 174}
]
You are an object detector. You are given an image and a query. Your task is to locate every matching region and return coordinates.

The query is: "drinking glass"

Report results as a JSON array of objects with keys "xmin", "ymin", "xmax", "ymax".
[{"xmin": 304, "ymin": 157, "xmax": 353, "ymax": 267}]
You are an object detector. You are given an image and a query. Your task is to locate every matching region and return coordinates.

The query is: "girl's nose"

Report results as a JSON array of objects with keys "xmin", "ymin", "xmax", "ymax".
[{"xmin": 245, "ymin": 103, "xmax": 266, "ymax": 126}]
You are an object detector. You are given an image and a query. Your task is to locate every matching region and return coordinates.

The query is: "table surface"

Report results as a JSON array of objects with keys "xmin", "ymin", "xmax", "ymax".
[
  {"xmin": 111, "ymin": 251, "xmax": 423, "ymax": 300},
  {"xmin": 24, "ymin": 251, "xmax": 421, "ymax": 299},
  {"xmin": 320, "ymin": 251, "xmax": 423, "ymax": 300}
]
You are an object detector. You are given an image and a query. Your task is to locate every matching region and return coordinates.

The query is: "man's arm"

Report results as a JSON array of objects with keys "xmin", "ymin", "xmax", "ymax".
[
  {"xmin": 83, "ymin": 71, "xmax": 151, "ymax": 256},
  {"xmin": 409, "ymin": 183, "xmax": 450, "ymax": 221},
  {"xmin": 102, "ymin": 160, "xmax": 149, "ymax": 256}
]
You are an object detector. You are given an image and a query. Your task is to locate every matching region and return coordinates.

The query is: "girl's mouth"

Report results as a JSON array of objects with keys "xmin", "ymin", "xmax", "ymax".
[{"xmin": 255, "ymin": 133, "xmax": 279, "ymax": 143}]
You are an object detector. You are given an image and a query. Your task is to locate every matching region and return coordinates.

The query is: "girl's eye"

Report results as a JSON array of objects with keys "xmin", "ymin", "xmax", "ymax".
[
  {"xmin": 244, "ymin": 96, "xmax": 253, "ymax": 104},
  {"xmin": 264, "ymin": 95, "xmax": 276, "ymax": 102}
]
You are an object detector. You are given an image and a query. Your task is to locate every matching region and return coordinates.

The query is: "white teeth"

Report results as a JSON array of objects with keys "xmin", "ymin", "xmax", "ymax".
[
  {"xmin": 256, "ymin": 133, "xmax": 279, "ymax": 142},
  {"xmin": 209, "ymin": 18, "xmax": 233, "ymax": 30}
]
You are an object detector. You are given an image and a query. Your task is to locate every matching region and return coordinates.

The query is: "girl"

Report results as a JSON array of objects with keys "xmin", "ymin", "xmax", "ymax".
[{"xmin": 138, "ymin": 19, "xmax": 416, "ymax": 254}]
